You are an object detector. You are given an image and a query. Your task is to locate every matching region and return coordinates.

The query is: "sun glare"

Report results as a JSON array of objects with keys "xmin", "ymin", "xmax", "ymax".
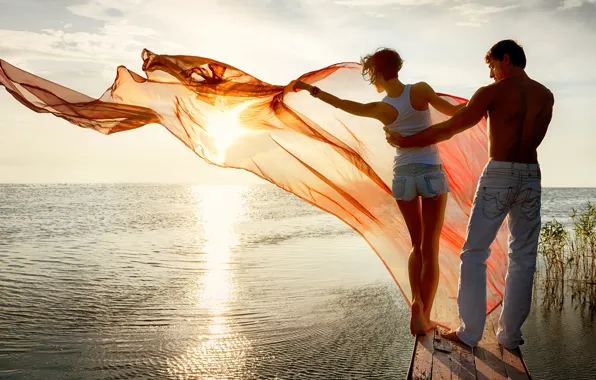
[{"xmin": 206, "ymin": 101, "xmax": 253, "ymax": 163}]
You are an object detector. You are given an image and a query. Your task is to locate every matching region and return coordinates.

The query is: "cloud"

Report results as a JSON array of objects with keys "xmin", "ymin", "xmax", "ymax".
[
  {"xmin": 453, "ymin": 3, "xmax": 520, "ymax": 16},
  {"xmin": 0, "ymin": 0, "xmax": 175, "ymax": 76},
  {"xmin": 0, "ymin": 27, "xmax": 148, "ymax": 65},
  {"xmin": 1, "ymin": 0, "xmax": 596, "ymax": 185},
  {"xmin": 558, "ymin": 0, "xmax": 596, "ymax": 10},
  {"xmin": 66, "ymin": 0, "xmax": 143, "ymax": 21},
  {"xmin": 2, "ymin": 0, "xmax": 593, "ymax": 87},
  {"xmin": 332, "ymin": 0, "xmax": 521, "ymax": 25},
  {"xmin": 1, "ymin": 0, "xmax": 594, "ymax": 83},
  {"xmin": 452, "ymin": 3, "xmax": 520, "ymax": 26},
  {"xmin": 335, "ymin": 0, "xmax": 440, "ymax": 6}
]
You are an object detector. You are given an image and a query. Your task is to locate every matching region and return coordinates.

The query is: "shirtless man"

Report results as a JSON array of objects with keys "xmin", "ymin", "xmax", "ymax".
[{"xmin": 385, "ymin": 40, "xmax": 554, "ymax": 349}]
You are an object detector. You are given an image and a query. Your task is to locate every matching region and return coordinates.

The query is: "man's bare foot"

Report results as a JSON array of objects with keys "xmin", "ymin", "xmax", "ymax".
[
  {"xmin": 441, "ymin": 329, "xmax": 463, "ymax": 344},
  {"xmin": 410, "ymin": 302, "xmax": 428, "ymax": 336}
]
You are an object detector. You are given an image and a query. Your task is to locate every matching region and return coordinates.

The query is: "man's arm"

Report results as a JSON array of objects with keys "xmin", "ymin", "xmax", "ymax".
[
  {"xmin": 386, "ymin": 86, "xmax": 492, "ymax": 148},
  {"xmin": 419, "ymin": 82, "xmax": 467, "ymax": 116}
]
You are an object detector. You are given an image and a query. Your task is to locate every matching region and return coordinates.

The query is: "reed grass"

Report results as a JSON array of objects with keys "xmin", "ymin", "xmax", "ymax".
[{"xmin": 537, "ymin": 201, "xmax": 596, "ymax": 313}]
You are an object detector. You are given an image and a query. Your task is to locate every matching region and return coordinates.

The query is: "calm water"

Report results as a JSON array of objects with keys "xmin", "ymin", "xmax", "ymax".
[{"xmin": 0, "ymin": 185, "xmax": 595, "ymax": 379}]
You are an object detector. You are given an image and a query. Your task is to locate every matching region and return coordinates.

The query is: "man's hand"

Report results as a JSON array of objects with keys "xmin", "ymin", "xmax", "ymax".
[{"xmin": 384, "ymin": 127, "xmax": 410, "ymax": 148}]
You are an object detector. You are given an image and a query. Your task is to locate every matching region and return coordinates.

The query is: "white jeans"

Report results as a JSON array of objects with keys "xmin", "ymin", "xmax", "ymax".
[{"xmin": 456, "ymin": 161, "xmax": 541, "ymax": 349}]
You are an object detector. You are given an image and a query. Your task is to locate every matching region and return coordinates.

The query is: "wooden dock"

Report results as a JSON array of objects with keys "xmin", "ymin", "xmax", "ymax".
[{"xmin": 407, "ymin": 306, "xmax": 531, "ymax": 379}]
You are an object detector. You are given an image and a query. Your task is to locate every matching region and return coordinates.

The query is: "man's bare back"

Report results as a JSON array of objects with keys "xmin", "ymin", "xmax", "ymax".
[{"xmin": 485, "ymin": 76, "xmax": 554, "ymax": 164}]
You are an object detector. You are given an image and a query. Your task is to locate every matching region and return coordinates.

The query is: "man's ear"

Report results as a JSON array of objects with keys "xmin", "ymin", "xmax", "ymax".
[{"xmin": 502, "ymin": 53, "xmax": 511, "ymax": 65}]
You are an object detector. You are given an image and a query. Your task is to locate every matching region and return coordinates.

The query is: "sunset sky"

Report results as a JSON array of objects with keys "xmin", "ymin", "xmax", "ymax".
[{"xmin": 1, "ymin": 0, "xmax": 595, "ymax": 186}]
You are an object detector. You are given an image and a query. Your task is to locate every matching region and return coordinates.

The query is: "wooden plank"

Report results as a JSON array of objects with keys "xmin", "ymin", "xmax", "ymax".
[
  {"xmin": 500, "ymin": 346, "xmax": 531, "ymax": 380},
  {"xmin": 487, "ymin": 308, "xmax": 531, "ymax": 379},
  {"xmin": 408, "ymin": 332, "xmax": 434, "ymax": 380},
  {"xmin": 406, "ymin": 307, "xmax": 530, "ymax": 380},
  {"xmin": 474, "ymin": 311, "xmax": 508, "ymax": 380},
  {"xmin": 451, "ymin": 340, "xmax": 476, "ymax": 380},
  {"xmin": 434, "ymin": 330, "xmax": 453, "ymax": 353},
  {"xmin": 431, "ymin": 330, "xmax": 452, "ymax": 380},
  {"xmin": 518, "ymin": 350, "xmax": 532, "ymax": 379},
  {"xmin": 407, "ymin": 333, "xmax": 418, "ymax": 379}
]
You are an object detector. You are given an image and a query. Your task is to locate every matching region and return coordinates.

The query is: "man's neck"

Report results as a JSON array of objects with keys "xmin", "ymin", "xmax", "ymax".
[{"xmin": 502, "ymin": 67, "xmax": 527, "ymax": 80}]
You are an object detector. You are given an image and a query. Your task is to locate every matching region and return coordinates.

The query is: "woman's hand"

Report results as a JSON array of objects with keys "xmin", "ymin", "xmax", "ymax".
[
  {"xmin": 291, "ymin": 80, "xmax": 312, "ymax": 92},
  {"xmin": 284, "ymin": 80, "xmax": 312, "ymax": 98}
]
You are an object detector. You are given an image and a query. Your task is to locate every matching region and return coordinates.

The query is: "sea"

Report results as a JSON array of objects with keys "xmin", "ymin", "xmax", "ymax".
[{"xmin": 1, "ymin": 184, "xmax": 595, "ymax": 379}]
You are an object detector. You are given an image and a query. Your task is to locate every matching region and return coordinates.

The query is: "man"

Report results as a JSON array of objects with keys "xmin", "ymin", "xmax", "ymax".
[{"xmin": 385, "ymin": 39, "xmax": 554, "ymax": 350}]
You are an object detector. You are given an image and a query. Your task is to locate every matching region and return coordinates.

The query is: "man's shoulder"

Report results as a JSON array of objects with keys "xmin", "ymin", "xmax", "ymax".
[
  {"xmin": 484, "ymin": 79, "xmax": 510, "ymax": 93},
  {"xmin": 528, "ymin": 79, "xmax": 554, "ymax": 103},
  {"xmin": 477, "ymin": 81, "xmax": 501, "ymax": 95},
  {"xmin": 488, "ymin": 77, "xmax": 553, "ymax": 102},
  {"xmin": 472, "ymin": 83, "xmax": 497, "ymax": 101}
]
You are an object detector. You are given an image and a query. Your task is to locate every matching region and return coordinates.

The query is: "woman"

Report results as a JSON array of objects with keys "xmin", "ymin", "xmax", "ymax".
[{"xmin": 290, "ymin": 48, "xmax": 465, "ymax": 335}]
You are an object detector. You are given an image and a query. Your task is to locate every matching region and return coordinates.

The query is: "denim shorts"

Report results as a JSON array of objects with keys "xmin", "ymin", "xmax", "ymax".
[{"xmin": 392, "ymin": 163, "xmax": 450, "ymax": 201}]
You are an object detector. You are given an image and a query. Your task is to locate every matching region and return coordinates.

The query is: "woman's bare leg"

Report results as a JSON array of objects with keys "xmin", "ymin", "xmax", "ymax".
[
  {"xmin": 396, "ymin": 197, "xmax": 426, "ymax": 335},
  {"xmin": 420, "ymin": 194, "xmax": 448, "ymax": 328}
]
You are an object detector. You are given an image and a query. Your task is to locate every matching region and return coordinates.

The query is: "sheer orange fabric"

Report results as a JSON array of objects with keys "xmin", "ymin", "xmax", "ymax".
[{"xmin": 0, "ymin": 50, "xmax": 507, "ymax": 328}]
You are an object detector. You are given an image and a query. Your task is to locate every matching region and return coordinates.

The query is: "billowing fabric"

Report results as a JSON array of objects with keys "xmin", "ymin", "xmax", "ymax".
[{"xmin": 0, "ymin": 50, "xmax": 507, "ymax": 328}]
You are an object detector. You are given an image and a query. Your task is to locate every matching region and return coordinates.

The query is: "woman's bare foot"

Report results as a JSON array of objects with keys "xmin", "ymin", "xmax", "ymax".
[
  {"xmin": 422, "ymin": 310, "xmax": 437, "ymax": 332},
  {"xmin": 410, "ymin": 302, "xmax": 428, "ymax": 336},
  {"xmin": 426, "ymin": 319, "xmax": 438, "ymax": 331}
]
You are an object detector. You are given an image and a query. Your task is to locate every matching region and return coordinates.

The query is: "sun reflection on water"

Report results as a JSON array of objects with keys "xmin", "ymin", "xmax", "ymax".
[
  {"xmin": 198, "ymin": 185, "xmax": 244, "ymax": 316},
  {"xmin": 167, "ymin": 185, "xmax": 252, "ymax": 378}
]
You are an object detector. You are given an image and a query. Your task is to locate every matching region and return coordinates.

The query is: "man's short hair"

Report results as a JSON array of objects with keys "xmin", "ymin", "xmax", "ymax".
[{"xmin": 485, "ymin": 40, "xmax": 527, "ymax": 69}]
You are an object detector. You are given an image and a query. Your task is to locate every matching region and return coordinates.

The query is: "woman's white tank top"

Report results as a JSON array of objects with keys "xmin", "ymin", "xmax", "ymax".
[{"xmin": 382, "ymin": 84, "xmax": 441, "ymax": 168}]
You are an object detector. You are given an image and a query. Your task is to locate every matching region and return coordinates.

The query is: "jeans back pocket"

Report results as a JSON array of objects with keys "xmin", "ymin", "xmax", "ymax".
[
  {"xmin": 482, "ymin": 186, "xmax": 512, "ymax": 220},
  {"xmin": 424, "ymin": 172, "xmax": 447, "ymax": 196},
  {"xmin": 392, "ymin": 176, "xmax": 407, "ymax": 199},
  {"xmin": 520, "ymin": 188, "xmax": 541, "ymax": 220}
]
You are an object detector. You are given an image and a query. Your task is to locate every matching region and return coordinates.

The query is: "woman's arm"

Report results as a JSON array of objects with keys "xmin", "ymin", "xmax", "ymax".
[
  {"xmin": 418, "ymin": 82, "xmax": 467, "ymax": 116},
  {"xmin": 290, "ymin": 80, "xmax": 396, "ymax": 125}
]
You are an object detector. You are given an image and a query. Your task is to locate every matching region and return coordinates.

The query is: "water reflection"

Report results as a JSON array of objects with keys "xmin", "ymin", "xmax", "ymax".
[
  {"xmin": 168, "ymin": 185, "xmax": 249, "ymax": 378},
  {"xmin": 198, "ymin": 185, "xmax": 244, "ymax": 316}
]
